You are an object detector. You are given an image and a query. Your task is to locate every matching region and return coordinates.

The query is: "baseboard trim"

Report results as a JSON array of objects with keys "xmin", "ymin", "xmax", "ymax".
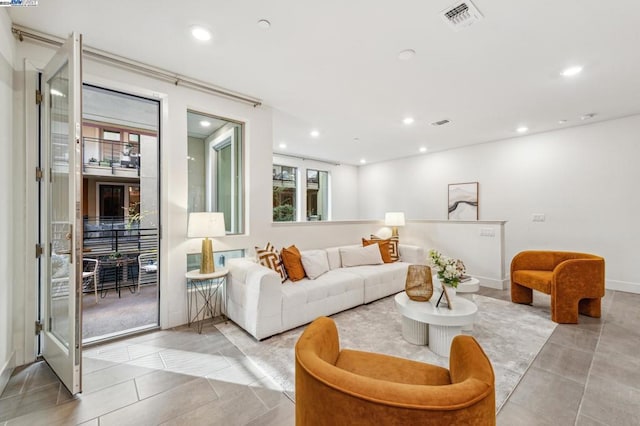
[
  {"xmin": 0, "ymin": 350, "xmax": 16, "ymax": 396},
  {"xmin": 477, "ymin": 276, "xmax": 509, "ymax": 290},
  {"xmin": 607, "ymin": 279, "xmax": 640, "ymax": 294}
]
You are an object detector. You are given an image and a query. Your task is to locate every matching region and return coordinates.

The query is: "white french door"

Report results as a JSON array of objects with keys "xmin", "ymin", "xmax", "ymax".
[{"xmin": 41, "ymin": 32, "xmax": 83, "ymax": 394}]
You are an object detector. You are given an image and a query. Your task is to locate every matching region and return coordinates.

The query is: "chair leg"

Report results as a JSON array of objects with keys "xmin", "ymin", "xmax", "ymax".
[
  {"xmin": 579, "ymin": 297, "xmax": 601, "ymax": 318},
  {"xmin": 551, "ymin": 296, "xmax": 579, "ymax": 324},
  {"xmin": 511, "ymin": 282, "xmax": 533, "ymax": 304},
  {"xmin": 94, "ymin": 275, "xmax": 98, "ymax": 304}
]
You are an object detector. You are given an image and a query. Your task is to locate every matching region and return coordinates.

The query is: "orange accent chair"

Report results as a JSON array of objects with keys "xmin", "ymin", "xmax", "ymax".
[
  {"xmin": 295, "ymin": 317, "xmax": 495, "ymax": 426},
  {"xmin": 510, "ymin": 251, "xmax": 605, "ymax": 323}
]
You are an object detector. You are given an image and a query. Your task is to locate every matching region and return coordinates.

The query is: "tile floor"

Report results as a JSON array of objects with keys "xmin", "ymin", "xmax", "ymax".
[{"xmin": 1, "ymin": 289, "xmax": 638, "ymax": 425}]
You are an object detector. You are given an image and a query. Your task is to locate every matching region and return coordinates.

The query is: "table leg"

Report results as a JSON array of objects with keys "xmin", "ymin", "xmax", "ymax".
[
  {"xmin": 401, "ymin": 316, "xmax": 429, "ymax": 345},
  {"xmin": 429, "ymin": 324, "xmax": 463, "ymax": 357}
]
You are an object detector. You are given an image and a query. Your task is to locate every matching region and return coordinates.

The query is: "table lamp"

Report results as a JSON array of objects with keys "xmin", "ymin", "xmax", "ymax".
[
  {"xmin": 188, "ymin": 212, "xmax": 226, "ymax": 274},
  {"xmin": 384, "ymin": 212, "xmax": 405, "ymax": 237}
]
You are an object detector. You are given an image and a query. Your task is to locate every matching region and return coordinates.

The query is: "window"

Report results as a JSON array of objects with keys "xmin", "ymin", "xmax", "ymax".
[
  {"xmin": 306, "ymin": 169, "xmax": 329, "ymax": 221},
  {"xmin": 273, "ymin": 165, "xmax": 297, "ymax": 221},
  {"xmin": 186, "ymin": 110, "xmax": 245, "ymax": 234}
]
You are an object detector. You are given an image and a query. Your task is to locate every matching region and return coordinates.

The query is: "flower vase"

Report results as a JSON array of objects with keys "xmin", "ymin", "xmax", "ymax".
[
  {"xmin": 445, "ymin": 285, "xmax": 457, "ymax": 299},
  {"xmin": 433, "ymin": 275, "xmax": 456, "ymax": 301}
]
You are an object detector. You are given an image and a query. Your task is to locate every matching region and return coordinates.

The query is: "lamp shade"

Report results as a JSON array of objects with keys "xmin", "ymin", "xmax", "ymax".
[
  {"xmin": 385, "ymin": 212, "xmax": 405, "ymax": 227},
  {"xmin": 188, "ymin": 212, "xmax": 226, "ymax": 238}
]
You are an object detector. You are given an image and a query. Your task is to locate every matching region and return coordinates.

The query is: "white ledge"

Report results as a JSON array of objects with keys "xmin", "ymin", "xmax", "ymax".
[{"xmin": 271, "ymin": 219, "xmax": 507, "ymax": 226}]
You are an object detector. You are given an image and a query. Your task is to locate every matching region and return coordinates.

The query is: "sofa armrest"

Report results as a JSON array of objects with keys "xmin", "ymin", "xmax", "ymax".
[
  {"xmin": 227, "ymin": 258, "xmax": 283, "ymax": 340},
  {"xmin": 553, "ymin": 258, "xmax": 605, "ymax": 299},
  {"xmin": 398, "ymin": 244, "xmax": 424, "ymax": 264}
]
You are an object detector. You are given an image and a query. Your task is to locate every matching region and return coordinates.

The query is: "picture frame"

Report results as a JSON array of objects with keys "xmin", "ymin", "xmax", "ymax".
[
  {"xmin": 448, "ymin": 182, "xmax": 479, "ymax": 220},
  {"xmin": 435, "ymin": 284, "xmax": 453, "ymax": 310}
]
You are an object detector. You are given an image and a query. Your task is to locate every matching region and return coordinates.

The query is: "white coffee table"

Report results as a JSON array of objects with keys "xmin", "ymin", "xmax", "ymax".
[{"xmin": 394, "ymin": 292, "xmax": 478, "ymax": 357}]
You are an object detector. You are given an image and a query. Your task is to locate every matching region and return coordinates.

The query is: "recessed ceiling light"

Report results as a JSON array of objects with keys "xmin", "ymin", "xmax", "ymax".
[
  {"xmin": 419, "ymin": 147, "xmax": 427, "ymax": 153},
  {"xmin": 278, "ymin": 142, "xmax": 287, "ymax": 149},
  {"xmin": 360, "ymin": 159, "xmax": 367, "ymax": 164},
  {"xmin": 310, "ymin": 130, "xmax": 320, "ymax": 138},
  {"xmin": 561, "ymin": 66, "xmax": 583, "ymax": 77},
  {"xmin": 191, "ymin": 26, "xmax": 212, "ymax": 41},
  {"xmin": 516, "ymin": 126, "xmax": 529, "ymax": 133},
  {"xmin": 403, "ymin": 117, "xmax": 415, "ymax": 125},
  {"xmin": 397, "ymin": 49, "xmax": 416, "ymax": 61},
  {"xmin": 558, "ymin": 119, "xmax": 568, "ymax": 124},
  {"xmin": 257, "ymin": 19, "xmax": 271, "ymax": 29},
  {"xmin": 581, "ymin": 113, "xmax": 596, "ymax": 120},
  {"xmin": 199, "ymin": 120, "xmax": 211, "ymax": 127}
]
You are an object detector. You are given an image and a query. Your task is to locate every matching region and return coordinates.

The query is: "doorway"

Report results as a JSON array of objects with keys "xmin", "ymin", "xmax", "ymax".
[
  {"xmin": 80, "ymin": 84, "xmax": 161, "ymax": 343},
  {"xmin": 99, "ymin": 184, "xmax": 125, "ymax": 218}
]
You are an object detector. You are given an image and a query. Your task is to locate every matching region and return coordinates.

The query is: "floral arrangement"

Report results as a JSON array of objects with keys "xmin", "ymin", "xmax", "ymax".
[{"xmin": 427, "ymin": 249, "xmax": 466, "ymax": 288}]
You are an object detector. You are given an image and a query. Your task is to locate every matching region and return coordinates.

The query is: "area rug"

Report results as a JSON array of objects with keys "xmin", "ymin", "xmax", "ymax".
[{"xmin": 215, "ymin": 294, "xmax": 556, "ymax": 411}]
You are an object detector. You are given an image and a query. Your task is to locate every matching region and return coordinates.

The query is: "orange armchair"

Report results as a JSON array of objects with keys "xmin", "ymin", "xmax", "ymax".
[
  {"xmin": 295, "ymin": 317, "xmax": 495, "ymax": 426},
  {"xmin": 510, "ymin": 251, "xmax": 605, "ymax": 323}
]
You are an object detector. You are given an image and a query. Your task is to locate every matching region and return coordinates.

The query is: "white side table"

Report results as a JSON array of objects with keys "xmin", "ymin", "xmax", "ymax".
[
  {"xmin": 394, "ymin": 292, "xmax": 477, "ymax": 357},
  {"xmin": 455, "ymin": 277, "xmax": 480, "ymax": 302},
  {"xmin": 185, "ymin": 268, "xmax": 228, "ymax": 333}
]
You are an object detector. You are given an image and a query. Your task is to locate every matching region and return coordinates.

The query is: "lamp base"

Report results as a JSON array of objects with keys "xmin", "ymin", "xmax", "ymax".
[
  {"xmin": 391, "ymin": 226, "xmax": 399, "ymax": 238},
  {"xmin": 200, "ymin": 238, "xmax": 215, "ymax": 274}
]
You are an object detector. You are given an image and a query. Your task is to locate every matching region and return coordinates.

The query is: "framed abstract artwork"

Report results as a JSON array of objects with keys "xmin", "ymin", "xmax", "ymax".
[{"xmin": 448, "ymin": 182, "xmax": 479, "ymax": 220}]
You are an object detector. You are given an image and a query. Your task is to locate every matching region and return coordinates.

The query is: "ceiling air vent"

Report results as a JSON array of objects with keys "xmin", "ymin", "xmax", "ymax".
[
  {"xmin": 431, "ymin": 119, "xmax": 451, "ymax": 126},
  {"xmin": 441, "ymin": 1, "xmax": 483, "ymax": 31}
]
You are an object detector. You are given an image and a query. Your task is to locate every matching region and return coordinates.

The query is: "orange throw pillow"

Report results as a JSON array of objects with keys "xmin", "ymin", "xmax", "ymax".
[
  {"xmin": 362, "ymin": 238, "xmax": 393, "ymax": 263},
  {"xmin": 281, "ymin": 245, "xmax": 306, "ymax": 281}
]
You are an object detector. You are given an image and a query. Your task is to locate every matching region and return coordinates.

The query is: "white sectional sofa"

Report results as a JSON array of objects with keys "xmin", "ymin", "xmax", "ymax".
[{"xmin": 226, "ymin": 244, "xmax": 424, "ymax": 340}]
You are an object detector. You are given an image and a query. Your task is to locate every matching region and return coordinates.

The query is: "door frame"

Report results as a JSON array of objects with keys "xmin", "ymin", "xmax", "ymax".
[
  {"xmin": 21, "ymin": 68, "xmax": 168, "ymax": 366},
  {"xmin": 21, "ymin": 60, "xmax": 41, "ymax": 367}
]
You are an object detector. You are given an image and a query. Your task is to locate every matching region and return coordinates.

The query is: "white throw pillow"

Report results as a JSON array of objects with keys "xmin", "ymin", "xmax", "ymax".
[
  {"xmin": 300, "ymin": 250, "xmax": 330, "ymax": 280},
  {"xmin": 339, "ymin": 244, "xmax": 383, "ymax": 267}
]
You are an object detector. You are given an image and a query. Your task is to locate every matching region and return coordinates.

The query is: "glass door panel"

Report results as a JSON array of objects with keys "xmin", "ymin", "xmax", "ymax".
[{"xmin": 42, "ymin": 33, "xmax": 83, "ymax": 395}]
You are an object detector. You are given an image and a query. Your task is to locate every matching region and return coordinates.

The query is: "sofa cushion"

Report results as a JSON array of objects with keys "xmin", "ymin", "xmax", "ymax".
[
  {"xmin": 282, "ymin": 270, "xmax": 363, "ymax": 305},
  {"xmin": 300, "ymin": 250, "xmax": 330, "ymax": 280},
  {"xmin": 282, "ymin": 245, "xmax": 306, "ymax": 281},
  {"xmin": 326, "ymin": 245, "xmax": 358, "ymax": 270},
  {"xmin": 343, "ymin": 262, "xmax": 410, "ymax": 302},
  {"xmin": 340, "ymin": 244, "xmax": 383, "ymax": 267},
  {"xmin": 362, "ymin": 238, "xmax": 392, "ymax": 263},
  {"xmin": 371, "ymin": 235, "xmax": 399, "ymax": 262},
  {"xmin": 255, "ymin": 243, "xmax": 287, "ymax": 282},
  {"xmin": 513, "ymin": 270, "xmax": 553, "ymax": 294}
]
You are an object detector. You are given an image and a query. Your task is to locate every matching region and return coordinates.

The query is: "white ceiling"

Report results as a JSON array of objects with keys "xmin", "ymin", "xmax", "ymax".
[{"xmin": 10, "ymin": 1, "xmax": 640, "ymax": 165}]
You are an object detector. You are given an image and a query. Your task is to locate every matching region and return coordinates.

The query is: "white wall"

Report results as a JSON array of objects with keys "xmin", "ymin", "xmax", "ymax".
[
  {"xmin": 358, "ymin": 116, "xmax": 640, "ymax": 292},
  {"xmin": 272, "ymin": 154, "xmax": 359, "ymax": 220},
  {"xmin": 0, "ymin": 8, "xmax": 16, "ymax": 392}
]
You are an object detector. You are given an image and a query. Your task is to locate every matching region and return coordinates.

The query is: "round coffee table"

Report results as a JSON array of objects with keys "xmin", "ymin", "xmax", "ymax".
[{"xmin": 394, "ymin": 292, "xmax": 477, "ymax": 357}]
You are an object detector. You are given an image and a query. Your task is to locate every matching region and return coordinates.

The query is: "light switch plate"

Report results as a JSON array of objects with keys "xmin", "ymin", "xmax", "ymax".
[{"xmin": 532, "ymin": 214, "xmax": 546, "ymax": 222}]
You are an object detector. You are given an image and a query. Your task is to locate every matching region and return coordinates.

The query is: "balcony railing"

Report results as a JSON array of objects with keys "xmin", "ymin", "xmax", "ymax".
[
  {"xmin": 83, "ymin": 216, "xmax": 157, "ymax": 257},
  {"xmin": 83, "ymin": 137, "xmax": 140, "ymax": 177}
]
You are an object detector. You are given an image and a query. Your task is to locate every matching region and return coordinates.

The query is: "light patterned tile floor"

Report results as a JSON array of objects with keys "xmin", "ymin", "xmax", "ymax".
[{"xmin": 1, "ymin": 289, "xmax": 638, "ymax": 425}]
